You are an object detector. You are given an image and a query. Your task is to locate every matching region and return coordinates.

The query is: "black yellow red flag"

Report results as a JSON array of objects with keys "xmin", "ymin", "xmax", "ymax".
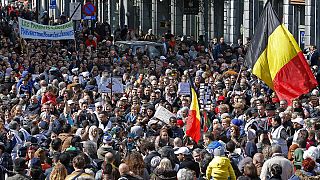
[{"xmin": 245, "ymin": 1, "xmax": 317, "ymax": 104}]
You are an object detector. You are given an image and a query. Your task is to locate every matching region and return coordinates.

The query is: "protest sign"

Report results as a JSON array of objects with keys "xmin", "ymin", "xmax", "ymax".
[
  {"xmin": 99, "ymin": 77, "xmax": 124, "ymax": 93},
  {"xmin": 18, "ymin": 18, "xmax": 75, "ymax": 40},
  {"xmin": 178, "ymin": 82, "xmax": 190, "ymax": 95},
  {"xmin": 154, "ymin": 106, "xmax": 176, "ymax": 124},
  {"xmin": 199, "ymin": 83, "xmax": 213, "ymax": 111}
]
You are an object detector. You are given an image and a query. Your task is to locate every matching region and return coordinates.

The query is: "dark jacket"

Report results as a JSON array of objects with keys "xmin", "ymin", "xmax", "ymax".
[
  {"xmin": 179, "ymin": 157, "xmax": 200, "ymax": 178},
  {"xmin": 144, "ymin": 151, "xmax": 160, "ymax": 173}
]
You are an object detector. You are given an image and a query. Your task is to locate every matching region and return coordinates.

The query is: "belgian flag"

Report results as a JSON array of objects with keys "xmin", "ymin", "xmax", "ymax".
[
  {"xmin": 186, "ymin": 85, "xmax": 201, "ymax": 143},
  {"xmin": 245, "ymin": 1, "xmax": 317, "ymax": 103}
]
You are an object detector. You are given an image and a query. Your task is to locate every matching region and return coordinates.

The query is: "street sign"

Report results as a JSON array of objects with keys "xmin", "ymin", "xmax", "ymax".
[
  {"xmin": 70, "ymin": 2, "xmax": 81, "ymax": 20},
  {"xmin": 50, "ymin": 0, "xmax": 56, "ymax": 9},
  {"xmin": 83, "ymin": 16, "xmax": 96, "ymax": 20},
  {"xmin": 83, "ymin": 2, "xmax": 96, "ymax": 16}
]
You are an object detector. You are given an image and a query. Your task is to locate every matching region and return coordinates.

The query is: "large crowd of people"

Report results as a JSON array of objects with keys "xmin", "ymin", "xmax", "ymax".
[{"xmin": 1, "ymin": 2, "xmax": 320, "ymax": 180}]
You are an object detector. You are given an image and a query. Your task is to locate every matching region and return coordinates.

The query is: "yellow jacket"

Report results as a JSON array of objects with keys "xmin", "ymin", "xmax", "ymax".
[{"xmin": 206, "ymin": 156, "xmax": 236, "ymax": 180}]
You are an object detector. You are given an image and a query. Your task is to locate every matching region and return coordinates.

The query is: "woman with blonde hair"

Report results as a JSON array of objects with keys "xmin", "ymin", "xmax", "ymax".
[
  {"xmin": 153, "ymin": 158, "xmax": 177, "ymax": 180},
  {"xmin": 49, "ymin": 162, "xmax": 68, "ymax": 180}
]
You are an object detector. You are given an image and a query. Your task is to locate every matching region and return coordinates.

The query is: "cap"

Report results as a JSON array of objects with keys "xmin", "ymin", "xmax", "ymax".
[
  {"xmin": 95, "ymin": 101, "xmax": 103, "ymax": 107},
  {"xmin": 213, "ymin": 146, "xmax": 225, "ymax": 157},
  {"xmin": 103, "ymin": 133, "xmax": 113, "ymax": 144},
  {"xmin": 231, "ymin": 119, "xmax": 243, "ymax": 127},
  {"xmin": 39, "ymin": 121, "xmax": 49, "ymax": 130},
  {"xmin": 174, "ymin": 147, "xmax": 190, "ymax": 155},
  {"xmin": 120, "ymin": 97, "xmax": 128, "ymax": 101},
  {"xmin": 67, "ymin": 100, "xmax": 75, "ymax": 105},
  {"xmin": 147, "ymin": 119, "xmax": 158, "ymax": 127},
  {"xmin": 176, "ymin": 119, "xmax": 184, "ymax": 127},
  {"xmin": 217, "ymin": 96, "xmax": 225, "ymax": 101},
  {"xmin": 292, "ymin": 117, "xmax": 304, "ymax": 126},
  {"xmin": 155, "ymin": 89, "xmax": 161, "ymax": 93},
  {"xmin": 160, "ymin": 56, "xmax": 166, "ymax": 60},
  {"xmin": 82, "ymin": 71, "xmax": 90, "ymax": 77},
  {"xmin": 71, "ymin": 68, "xmax": 79, "ymax": 73}
]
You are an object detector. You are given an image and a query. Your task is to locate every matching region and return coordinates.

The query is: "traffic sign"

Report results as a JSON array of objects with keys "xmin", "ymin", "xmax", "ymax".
[
  {"xmin": 83, "ymin": 16, "xmax": 96, "ymax": 20},
  {"xmin": 50, "ymin": 0, "xmax": 56, "ymax": 9},
  {"xmin": 83, "ymin": 2, "xmax": 96, "ymax": 16},
  {"xmin": 70, "ymin": 2, "xmax": 81, "ymax": 20}
]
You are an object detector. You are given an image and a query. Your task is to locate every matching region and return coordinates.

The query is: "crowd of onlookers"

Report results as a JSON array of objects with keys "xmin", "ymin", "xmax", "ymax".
[{"xmin": 1, "ymin": 2, "xmax": 320, "ymax": 180}]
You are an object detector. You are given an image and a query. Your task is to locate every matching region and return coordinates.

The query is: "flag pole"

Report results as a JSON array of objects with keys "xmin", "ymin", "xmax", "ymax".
[{"xmin": 231, "ymin": 64, "xmax": 243, "ymax": 95}]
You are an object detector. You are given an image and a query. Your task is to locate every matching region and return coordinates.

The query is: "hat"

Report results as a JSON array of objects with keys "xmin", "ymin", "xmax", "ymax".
[
  {"xmin": 71, "ymin": 68, "xmax": 79, "ymax": 73},
  {"xmin": 155, "ymin": 89, "xmax": 161, "ymax": 93},
  {"xmin": 217, "ymin": 96, "xmax": 225, "ymax": 101},
  {"xmin": 95, "ymin": 101, "xmax": 103, "ymax": 107},
  {"xmin": 265, "ymin": 104, "xmax": 276, "ymax": 111},
  {"xmin": 213, "ymin": 146, "xmax": 225, "ymax": 157},
  {"xmin": 176, "ymin": 119, "xmax": 184, "ymax": 127},
  {"xmin": 174, "ymin": 147, "xmax": 190, "ymax": 155},
  {"xmin": 14, "ymin": 158, "xmax": 27, "ymax": 172},
  {"xmin": 292, "ymin": 117, "xmax": 304, "ymax": 126},
  {"xmin": 67, "ymin": 100, "xmax": 75, "ymax": 105},
  {"xmin": 26, "ymin": 136, "xmax": 38, "ymax": 144},
  {"xmin": 8, "ymin": 121, "xmax": 19, "ymax": 130},
  {"xmin": 231, "ymin": 119, "xmax": 243, "ymax": 127},
  {"xmin": 247, "ymin": 129, "xmax": 256, "ymax": 141},
  {"xmin": 39, "ymin": 121, "xmax": 49, "ymax": 130},
  {"xmin": 148, "ymin": 119, "xmax": 159, "ymax": 127},
  {"xmin": 30, "ymin": 158, "xmax": 41, "ymax": 168},
  {"xmin": 103, "ymin": 133, "xmax": 113, "ymax": 143},
  {"xmin": 128, "ymin": 133, "xmax": 136, "ymax": 139},
  {"xmin": 120, "ymin": 97, "xmax": 128, "ymax": 101},
  {"xmin": 207, "ymin": 141, "xmax": 222, "ymax": 152},
  {"xmin": 82, "ymin": 71, "xmax": 90, "ymax": 78},
  {"xmin": 160, "ymin": 56, "xmax": 166, "ymax": 60}
]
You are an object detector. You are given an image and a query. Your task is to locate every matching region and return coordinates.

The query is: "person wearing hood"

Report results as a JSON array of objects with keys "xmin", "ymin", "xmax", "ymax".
[
  {"xmin": 97, "ymin": 133, "xmax": 121, "ymax": 166},
  {"xmin": 25, "ymin": 95, "xmax": 40, "ymax": 116},
  {"xmin": 268, "ymin": 115, "xmax": 288, "ymax": 155},
  {"xmin": 206, "ymin": 146, "xmax": 236, "ymax": 180},
  {"xmin": 7, "ymin": 158, "xmax": 30, "ymax": 180}
]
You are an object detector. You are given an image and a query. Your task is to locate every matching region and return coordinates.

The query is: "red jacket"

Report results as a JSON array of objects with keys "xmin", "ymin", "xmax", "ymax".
[{"xmin": 41, "ymin": 92, "xmax": 57, "ymax": 105}]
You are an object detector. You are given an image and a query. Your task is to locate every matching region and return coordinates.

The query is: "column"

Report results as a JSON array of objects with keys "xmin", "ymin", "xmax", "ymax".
[
  {"xmin": 199, "ymin": 0, "xmax": 205, "ymax": 36},
  {"xmin": 108, "ymin": 0, "xmax": 116, "ymax": 32},
  {"xmin": 152, "ymin": 0, "xmax": 158, "ymax": 35},
  {"xmin": 174, "ymin": 0, "xmax": 183, "ymax": 36},
  {"xmin": 183, "ymin": 15, "xmax": 187, "ymax": 35},
  {"xmin": 224, "ymin": 0, "xmax": 230, "ymax": 43},
  {"xmin": 228, "ymin": 0, "xmax": 238, "ymax": 44},
  {"xmin": 242, "ymin": 0, "xmax": 253, "ymax": 44},
  {"xmin": 242, "ymin": 0, "xmax": 261, "ymax": 44},
  {"xmin": 209, "ymin": 2, "xmax": 214, "ymax": 40},
  {"xmin": 317, "ymin": 0, "xmax": 320, "ymax": 48},
  {"xmin": 124, "ymin": 0, "xmax": 128, "ymax": 26},
  {"xmin": 304, "ymin": 0, "xmax": 315, "ymax": 47},
  {"xmin": 171, "ymin": 0, "xmax": 176, "ymax": 34},
  {"xmin": 283, "ymin": 0, "xmax": 293, "ymax": 32}
]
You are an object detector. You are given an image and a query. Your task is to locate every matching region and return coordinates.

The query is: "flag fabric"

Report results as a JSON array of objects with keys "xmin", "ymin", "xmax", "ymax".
[
  {"xmin": 186, "ymin": 86, "xmax": 201, "ymax": 143},
  {"xmin": 245, "ymin": 1, "xmax": 317, "ymax": 104},
  {"xmin": 203, "ymin": 110, "xmax": 211, "ymax": 133}
]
